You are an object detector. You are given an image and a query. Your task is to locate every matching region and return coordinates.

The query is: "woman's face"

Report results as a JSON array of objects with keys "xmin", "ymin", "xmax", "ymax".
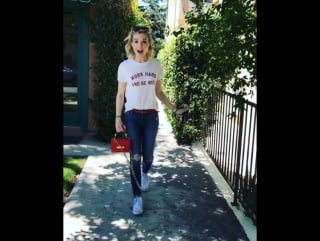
[{"xmin": 131, "ymin": 33, "xmax": 150, "ymax": 58}]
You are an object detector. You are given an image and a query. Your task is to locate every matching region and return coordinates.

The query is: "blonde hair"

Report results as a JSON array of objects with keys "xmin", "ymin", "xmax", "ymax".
[{"xmin": 124, "ymin": 27, "xmax": 155, "ymax": 59}]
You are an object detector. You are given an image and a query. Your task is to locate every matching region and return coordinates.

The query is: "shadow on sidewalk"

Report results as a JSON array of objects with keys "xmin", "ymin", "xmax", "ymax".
[
  {"xmin": 63, "ymin": 136, "xmax": 83, "ymax": 145},
  {"xmin": 64, "ymin": 104, "xmax": 254, "ymax": 241},
  {"xmin": 64, "ymin": 144, "xmax": 251, "ymax": 241}
]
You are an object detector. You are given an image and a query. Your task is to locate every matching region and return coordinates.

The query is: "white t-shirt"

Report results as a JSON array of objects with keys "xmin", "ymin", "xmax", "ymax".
[{"xmin": 117, "ymin": 58, "xmax": 164, "ymax": 112}]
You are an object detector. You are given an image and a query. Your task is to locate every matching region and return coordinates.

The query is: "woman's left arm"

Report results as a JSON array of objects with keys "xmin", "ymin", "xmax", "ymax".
[{"xmin": 155, "ymin": 80, "xmax": 189, "ymax": 115}]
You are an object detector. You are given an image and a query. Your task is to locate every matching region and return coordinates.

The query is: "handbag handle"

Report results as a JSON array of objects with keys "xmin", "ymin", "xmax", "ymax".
[{"xmin": 114, "ymin": 132, "xmax": 128, "ymax": 138}]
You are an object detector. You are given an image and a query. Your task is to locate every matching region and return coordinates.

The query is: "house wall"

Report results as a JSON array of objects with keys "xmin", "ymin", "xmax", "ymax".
[
  {"xmin": 166, "ymin": 0, "xmax": 221, "ymax": 32},
  {"xmin": 166, "ymin": 0, "xmax": 195, "ymax": 32}
]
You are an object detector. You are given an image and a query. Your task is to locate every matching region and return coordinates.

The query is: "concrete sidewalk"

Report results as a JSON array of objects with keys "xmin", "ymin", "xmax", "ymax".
[{"xmin": 63, "ymin": 107, "xmax": 256, "ymax": 241}]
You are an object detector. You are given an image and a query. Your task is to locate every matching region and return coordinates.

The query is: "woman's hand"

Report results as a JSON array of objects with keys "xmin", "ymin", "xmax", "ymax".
[
  {"xmin": 175, "ymin": 106, "xmax": 189, "ymax": 116},
  {"xmin": 115, "ymin": 117, "xmax": 126, "ymax": 132}
]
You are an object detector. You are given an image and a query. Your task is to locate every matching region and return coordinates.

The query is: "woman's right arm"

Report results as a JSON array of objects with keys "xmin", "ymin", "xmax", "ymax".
[{"xmin": 115, "ymin": 81, "xmax": 127, "ymax": 132}]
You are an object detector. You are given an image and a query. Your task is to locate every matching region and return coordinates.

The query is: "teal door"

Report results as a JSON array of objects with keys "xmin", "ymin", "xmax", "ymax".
[{"xmin": 63, "ymin": 2, "xmax": 89, "ymax": 131}]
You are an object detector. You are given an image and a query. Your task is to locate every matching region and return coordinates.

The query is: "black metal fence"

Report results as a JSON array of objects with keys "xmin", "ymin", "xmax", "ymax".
[{"xmin": 201, "ymin": 88, "xmax": 257, "ymax": 224}]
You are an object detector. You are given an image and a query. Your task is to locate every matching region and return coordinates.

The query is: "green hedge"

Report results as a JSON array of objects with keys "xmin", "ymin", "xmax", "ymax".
[{"xmin": 158, "ymin": 0, "xmax": 256, "ymax": 144}]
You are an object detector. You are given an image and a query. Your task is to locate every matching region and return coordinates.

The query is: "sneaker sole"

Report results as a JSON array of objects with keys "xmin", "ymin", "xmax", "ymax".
[{"xmin": 132, "ymin": 209, "xmax": 143, "ymax": 215}]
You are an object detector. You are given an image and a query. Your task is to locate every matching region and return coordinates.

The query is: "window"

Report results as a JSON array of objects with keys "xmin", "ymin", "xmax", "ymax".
[{"xmin": 63, "ymin": 13, "xmax": 78, "ymax": 112}]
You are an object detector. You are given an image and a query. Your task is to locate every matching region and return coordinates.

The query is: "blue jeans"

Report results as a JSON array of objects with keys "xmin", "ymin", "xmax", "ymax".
[{"xmin": 124, "ymin": 110, "xmax": 159, "ymax": 196}]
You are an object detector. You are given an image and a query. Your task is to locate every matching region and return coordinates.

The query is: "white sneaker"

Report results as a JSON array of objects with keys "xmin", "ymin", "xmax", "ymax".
[
  {"xmin": 132, "ymin": 196, "xmax": 143, "ymax": 215},
  {"xmin": 141, "ymin": 171, "xmax": 149, "ymax": 191}
]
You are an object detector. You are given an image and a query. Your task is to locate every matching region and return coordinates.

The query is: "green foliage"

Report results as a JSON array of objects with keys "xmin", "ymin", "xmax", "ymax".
[
  {"xmin": 63, "ymin": 156, "xmax": 87, "ymax": 198},
  {"xmin": 159, "ymin": 0, "xmax": 256, "ymax": 144},
  {"xmin": 159, "ymin": 36, "xmax": 214, "ymax": 143},
  {"xmin": 186, "ymin": 0, "xmax": 257, "ymax": 93},
  {"xmin": 140, "ymin": 0, "xmax": 167, "ymax": 55},
  {"xmin": 89, "ymin": 0, "xmax": 147, "ymax": 141}
]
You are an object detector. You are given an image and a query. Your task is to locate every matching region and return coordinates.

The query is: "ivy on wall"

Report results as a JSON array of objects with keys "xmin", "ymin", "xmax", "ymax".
[{"xmin": 89, "ymin": 0, "xmax": 147, "ymax": 141}]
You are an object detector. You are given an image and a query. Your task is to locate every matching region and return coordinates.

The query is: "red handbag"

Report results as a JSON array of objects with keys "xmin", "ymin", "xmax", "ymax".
[{"xmin": 111, "ymin": 132, "xmax": 131, "ymax": 153}]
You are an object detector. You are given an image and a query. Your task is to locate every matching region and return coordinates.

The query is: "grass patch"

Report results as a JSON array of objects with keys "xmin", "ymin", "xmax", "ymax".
[{"xmin": 63, "ymin": 156, "xmax": 87, "ymax": 203}]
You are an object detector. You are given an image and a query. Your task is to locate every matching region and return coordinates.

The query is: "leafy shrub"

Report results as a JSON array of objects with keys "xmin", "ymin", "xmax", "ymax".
[{"xmin": 158, "ymin": 0, "xmax": 256, "ymax": 144}]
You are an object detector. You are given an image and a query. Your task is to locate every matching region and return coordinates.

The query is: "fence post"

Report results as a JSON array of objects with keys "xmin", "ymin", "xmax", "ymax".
[{"xmin": 231, "ymin": 97, "xmax": 244, "ymax": 207}]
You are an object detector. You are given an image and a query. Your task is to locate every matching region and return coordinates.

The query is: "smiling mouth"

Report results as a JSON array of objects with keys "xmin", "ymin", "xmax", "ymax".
[{"xmin": 137, "ymin": 50, "xmax": 143, "ymax": 54}]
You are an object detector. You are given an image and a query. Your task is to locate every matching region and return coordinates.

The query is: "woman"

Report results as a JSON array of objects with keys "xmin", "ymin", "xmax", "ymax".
[{"xmin": 115, "ymin": 26, "xmax": 188, "ymax": 215}]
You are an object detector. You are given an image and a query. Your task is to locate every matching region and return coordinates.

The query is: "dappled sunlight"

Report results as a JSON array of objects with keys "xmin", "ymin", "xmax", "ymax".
[
  {"xmin": 65, "ymin": 147, "xmax": 251, "ymax": 241},
  {"xmin": 148, "ymin": 170, "xmax": 163, "ymax": 177},
  {"xmin": 111, "ymin": 218, "xmax": 134, "ymax": 229},
  {"xmin": 93, "ymin": 217, "xmax": 103, "ymax": 225},
  {"xmin": 104, "ymin": 171, "xmax": 126, "ymax": 180},
  {"xmin": 168, "ymin": 236, "xmax": 183, "ymax": 241},
  {"xmin": 64, "ymin": 106, "xmax": 253, "ymax": 241},
  {"xmin": 214, "ymin": 207, "xmax": 227, "ymax": 215},
  {"xmin": 134, "ymin": 229, "xmax": 145, "ymax": 239},
  {"xmin": 64, "ymin": 143, "xmax": 111, "ymax": 156},
  {"xmin": 64, "ymin": 199, "xmax": 84, "ymax": 210},
  {"xmin": 155, "ymin": 159, "xmax": 175, "ymax": 167},
  {"xmin": 64, "ymin": 213, "xmax": 91, "ymax": 240}
]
